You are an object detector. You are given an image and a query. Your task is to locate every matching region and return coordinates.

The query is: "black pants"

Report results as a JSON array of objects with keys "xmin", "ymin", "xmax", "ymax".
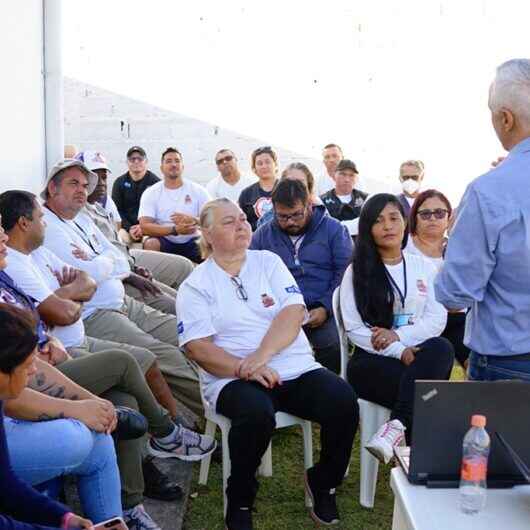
[
  {"xmin": 216, "ymin": 368, "xmax": 359, "ymax": 507},
  {"xmin": 347, "ymin": 337, "xmax": 454, "ymax": 442},
  {"xmin": 442, "ymin": 312, "xmax": 470, "ymax": 367},
  {"xmin": 304, "ymin": 315, "xmax": 341, "ymax": 374}
]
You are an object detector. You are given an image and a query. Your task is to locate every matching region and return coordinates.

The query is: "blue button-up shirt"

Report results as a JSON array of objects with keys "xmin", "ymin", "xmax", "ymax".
[{"xmin": 435, "ymin": 136, "xmax": 530, "ymax": 356}]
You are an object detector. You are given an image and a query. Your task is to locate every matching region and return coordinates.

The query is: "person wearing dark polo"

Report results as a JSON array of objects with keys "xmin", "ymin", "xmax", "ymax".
[
  {"xmin": 320, "ymin": 159, "xmax": 367, "ymax": 222},
  {"xmin": 112, "ymin": 146, "xmax": 159, "ymax": 245}
]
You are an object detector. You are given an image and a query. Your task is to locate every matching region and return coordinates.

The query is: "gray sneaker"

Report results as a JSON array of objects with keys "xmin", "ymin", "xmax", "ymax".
[
  {"xmin": 148, "ymin": 424, "xmax": 217, "ymax": 462},
  {"xmin": 123, "ymin": 504, "xmax": 161, "ymax": 530}
]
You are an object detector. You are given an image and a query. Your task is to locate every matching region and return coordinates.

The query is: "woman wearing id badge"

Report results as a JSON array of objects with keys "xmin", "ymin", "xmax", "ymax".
[{"xmin": 340, "ymin": 194, "xmax": 454, "ymax": 464}]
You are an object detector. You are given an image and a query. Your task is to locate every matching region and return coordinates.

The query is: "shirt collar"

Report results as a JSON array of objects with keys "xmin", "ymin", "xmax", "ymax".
[
  {"xmin": 508, "ymin": 136, "xmax": 530, "ymax": 156},
  {"xmin": 6, "ymin": 246, "xmax": 31, "ymax": 263}
]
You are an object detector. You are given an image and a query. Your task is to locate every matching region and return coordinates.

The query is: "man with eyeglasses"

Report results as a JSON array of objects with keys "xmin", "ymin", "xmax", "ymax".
[
  {"xmin": 397, "ymin": 159, "xmax": 425, "ymax": 218},
  {"xmin": 251, "ymin": 179, "xmax": 352, "ymax": 373},
  {"xmin": 112, "ymin": 146, "xmax": 160, "ymax": 245},
  {"xmin": 207, "ymin": 149, "xmax": 253, "ymax": 202},
  {"xmin": 320, "ymin": 159, "xmax": 368, "ymax": 223}
]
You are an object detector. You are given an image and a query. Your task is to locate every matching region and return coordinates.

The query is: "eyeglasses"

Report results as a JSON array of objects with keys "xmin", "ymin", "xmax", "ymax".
[
  {"xmin": 128, "ymin": 156, "xmax": 145, "ymax": 163},
  {"xmin": 230, "ymin": 275, "xmax": 248, "ymax": 301},
  {"xmin": 216, "ymin": 155, "xmax": 234, "ymax": 166},
  {"xmin": 275, "ymin": 208, "xmax": 306, "ymax": 223},
  {"xmin": 417, "ymin": 208, "xmax": 449, "ymax": 220}
]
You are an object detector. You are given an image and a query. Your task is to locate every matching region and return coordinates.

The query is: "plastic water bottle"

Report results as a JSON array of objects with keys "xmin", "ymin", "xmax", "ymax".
[{"xmin": 459, "ymin": 414, "xmax": 490, "ymax": 514}]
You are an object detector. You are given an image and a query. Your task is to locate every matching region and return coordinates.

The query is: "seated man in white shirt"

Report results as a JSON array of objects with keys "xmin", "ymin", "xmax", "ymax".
[
  {"xmin": 139, "ymin": 147, "xmax": 211, "ymax": 263},
  {"xmin": 206, "ymin": 149, "xmax": 253, "ymax": 202},
  {"xmin": 39, "ymin": 159, "xmax": 202, "ymax": 418},
  {"xmin": 81, "ymin": 151, "xmax": 194, "ymax": 315},
  {"xmin": 177, "ymin": 198, "xmax": 358, "ymax": 530}
]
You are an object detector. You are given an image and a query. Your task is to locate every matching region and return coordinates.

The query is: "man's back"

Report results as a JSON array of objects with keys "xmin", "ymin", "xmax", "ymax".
[{"xmin": 435, "ymin": 137, "xmax": 530, "ymax": 355}]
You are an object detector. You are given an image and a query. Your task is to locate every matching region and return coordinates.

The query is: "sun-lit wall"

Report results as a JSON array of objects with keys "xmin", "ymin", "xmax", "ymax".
[{"xmin": 0, "ymin": 0, "xmax": 47, "ymax": 193}]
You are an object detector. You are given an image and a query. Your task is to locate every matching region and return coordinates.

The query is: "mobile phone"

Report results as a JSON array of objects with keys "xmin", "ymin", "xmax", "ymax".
[{"xmin": 93, "ymin": 517, "xmax": 128, "ymax": 530}]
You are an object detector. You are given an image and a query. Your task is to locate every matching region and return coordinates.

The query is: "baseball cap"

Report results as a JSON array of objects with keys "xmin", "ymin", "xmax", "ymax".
[
  {"xmin": 336, "ymin": 159, "xmax": 359, "ymax": 173},
  {"xmin": 75, "ymin": 150, "xmax": 112, "ymax": 173},
  {"xmin": 127, "ymin": 146, "xmax": 147, "ymax": 159},
  {"xmin": 40, "ymin": 159, "xmax": 98, "ymax": 200}
]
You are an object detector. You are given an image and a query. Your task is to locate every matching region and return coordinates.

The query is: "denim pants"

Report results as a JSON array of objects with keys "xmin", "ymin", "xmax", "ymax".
[
  {"xmin": 468, "ymin": 351, "xmax": 530, "ymax": 382},
  {"xmin": 304, "ymin": 315, "xmax": 341, "ymax": 374},
  {"xmin": 216, "ymin": 368, "xmax": 358, "ymax": 507},
  {"xmin": 4, "ymin": 417, "xmax": 122, "ymax": 523}
]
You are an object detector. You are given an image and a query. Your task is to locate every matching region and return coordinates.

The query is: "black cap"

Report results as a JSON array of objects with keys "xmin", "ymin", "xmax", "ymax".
[
  {"xmin": 127, "ymin": 146, "xmax": 147, "ymax": 158},
  {"xmin": 336, "ymin": 159, "xmax": 358, "ymax": 173}
]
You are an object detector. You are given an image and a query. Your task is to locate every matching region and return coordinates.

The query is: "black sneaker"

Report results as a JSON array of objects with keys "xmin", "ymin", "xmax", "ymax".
[
  {"xmin": 142, "ymin": 458, "xmax": 183, "ymax": 501},
  {"xmin": 225, "ymin": 503, "xmax": 254, "ymax": 530},
  {"xmin": 304, "ymin": 468, "xmax": 339, "ymax": 525}
]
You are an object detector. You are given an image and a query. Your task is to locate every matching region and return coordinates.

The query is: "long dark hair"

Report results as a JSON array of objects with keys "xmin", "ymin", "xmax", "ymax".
[
  {"xmin": 353, "ymin": 194, "xmax": 408, "ymax": 329},
  {"xmin": 0, "ymin": 304, "xmax": 38, "ymax": 374}
]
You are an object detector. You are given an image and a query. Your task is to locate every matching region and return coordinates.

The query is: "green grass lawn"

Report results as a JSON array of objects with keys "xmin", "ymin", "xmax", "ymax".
[{"xmin": 184, "ymin": 365, "xmax": 465, "ymax": 529}]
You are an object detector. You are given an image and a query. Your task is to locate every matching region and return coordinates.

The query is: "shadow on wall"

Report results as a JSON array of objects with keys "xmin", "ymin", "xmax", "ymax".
[{"xmin": 64, "ymin": 77, "xmax": 389, "ymax": 194}]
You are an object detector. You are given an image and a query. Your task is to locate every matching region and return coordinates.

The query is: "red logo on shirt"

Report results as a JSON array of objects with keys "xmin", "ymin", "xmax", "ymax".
[
  {"xmin": 261, "ymin": 293, "xmax": 275, "ymax": 307},
  {"xmin": 417, "ymin": 279, "xmax": 427, "ymax": 294},
  {"xmin": 185, "ymin": 194, "xmax": 192, "ymax": 204}
]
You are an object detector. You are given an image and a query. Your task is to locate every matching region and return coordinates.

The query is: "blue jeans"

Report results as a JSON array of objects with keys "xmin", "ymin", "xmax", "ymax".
[
  {"xmin": 4, "ymin": 416, "xmax": 122, "ymax": 523},
  {"xmin": 468, "ymin": 351, "xmax": 530, "ymax": 382}
]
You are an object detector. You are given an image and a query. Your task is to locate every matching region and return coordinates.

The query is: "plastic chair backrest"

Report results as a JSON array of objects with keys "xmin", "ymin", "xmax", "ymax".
[{"xmin": 332, "ymin": 285, "xmax": 352, "ymax": 381}]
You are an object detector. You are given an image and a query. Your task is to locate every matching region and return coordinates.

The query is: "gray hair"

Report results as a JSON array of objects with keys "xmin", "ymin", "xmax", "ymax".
[
  {"xmin": 399, "ymin": 160, "xmax": 425, "ymax": 177},
  {"xmin": 489, "ymin": 59, "xmax": 530, "ymax": 126},
  {"xmin": 198, "ymin": 197, "xmax": 235, "ymax": 259}
]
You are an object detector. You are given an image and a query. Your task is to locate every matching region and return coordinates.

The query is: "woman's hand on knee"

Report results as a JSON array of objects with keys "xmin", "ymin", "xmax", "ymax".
[{"xmin": 249, "ymin": 366, "xmax": 281, "ymax": 389}]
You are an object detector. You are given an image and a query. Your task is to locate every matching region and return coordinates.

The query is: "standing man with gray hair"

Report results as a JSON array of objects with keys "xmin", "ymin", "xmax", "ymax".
[{"xmin": 435, "ymin": 58, "xmax": 530, "ymax": 380}]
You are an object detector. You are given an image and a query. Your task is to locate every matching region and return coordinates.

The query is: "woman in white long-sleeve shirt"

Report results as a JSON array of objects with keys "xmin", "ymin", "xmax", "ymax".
[{"xmin": 340, "ymin": 193, "xmax": 454, "ymax": 464}]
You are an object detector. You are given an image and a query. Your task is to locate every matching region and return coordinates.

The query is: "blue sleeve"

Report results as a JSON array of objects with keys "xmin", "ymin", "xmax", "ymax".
[
  {"xmin": 318, "ymin": 223, "xmax": 353, "ymax": 313},
  {"xmin": 434, "ymin": 185, "xmax": 497, "ymax": 309},
  {"xmin": 0, "ymin": 404, "xmax": 68, "ymax": 528},
  {"xmin": 249, "ymin": 229, "xmax": 263, "ymax": 251}
]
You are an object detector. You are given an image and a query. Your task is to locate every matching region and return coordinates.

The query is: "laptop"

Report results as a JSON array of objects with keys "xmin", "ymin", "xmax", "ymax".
[{"xmin": 402, "ymin": 380, "xmax": 530, "ymax": 488}]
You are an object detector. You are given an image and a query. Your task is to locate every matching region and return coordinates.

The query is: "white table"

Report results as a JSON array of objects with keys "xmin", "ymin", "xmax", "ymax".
[{"xmin": 390, "ymin": 467, "xmax": 530, "ymax": 530}]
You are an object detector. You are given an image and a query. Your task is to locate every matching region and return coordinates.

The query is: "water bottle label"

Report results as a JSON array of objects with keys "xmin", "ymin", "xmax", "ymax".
[{"xmin": 461, "ymin": 458, "xmax": 487, "ymax": 482}]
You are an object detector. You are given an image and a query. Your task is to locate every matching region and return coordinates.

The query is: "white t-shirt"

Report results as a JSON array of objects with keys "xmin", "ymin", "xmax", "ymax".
[
  {"xmin": 138, "ymin": 180, "xmax": 211, "ymax": 244},
  {"xmin": 339, "ymin": 252, "xmax": 447, "ymax": 359},
  {"xmin": 43, "ymin": 208, "xmax": 127, "ymax": 318},
  {"xmin": 405, "ymin": 238, "xmax": 444, "ymax": 270},
  {"xmin": 5, "ymin": 247, "xmax": 85, "ymax": 348},
  {"xmin": 318, "ymin": 171, "xmax": 335, "ymax": 195},
  {"xmin": 177, "ymin": 250, "xmax": 321, "ymax": 408},
  {"xmin": 103, "ymin": 196, "xmax": 121, "ymax": 224},
  {"xmin": 206, "ymin": 175, "xmax": 254, "ymax": 202},
  {"xmin": 337, "ymin": 193, "xmax": 352, "ymax": 204}
]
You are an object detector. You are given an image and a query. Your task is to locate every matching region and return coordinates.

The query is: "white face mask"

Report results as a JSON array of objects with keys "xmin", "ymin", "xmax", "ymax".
[{"xmin": 401, "ymin": 178, "xmax": 420, "ymax": 195}]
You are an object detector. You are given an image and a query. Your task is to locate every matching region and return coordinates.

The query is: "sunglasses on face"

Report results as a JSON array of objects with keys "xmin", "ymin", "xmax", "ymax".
[
  {"xmin": 216, "ymin": 155, "xmax": 234, "ymax": 166},
  {"xmin": 128, "ymin": 156, "xmax": 145, "ymax": 163},
  {"xmin": 417, "ymin": 208, "xmax": 449, "ymax": 220},
  {"xmin": 275, "ymin": 208, "xmax": 306, "ymax": 223}
]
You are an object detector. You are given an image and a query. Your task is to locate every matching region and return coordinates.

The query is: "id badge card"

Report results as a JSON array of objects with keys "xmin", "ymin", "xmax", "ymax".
[{"xmin": 393, "ymin": 313, "xmax": 414, "ymax": 329}]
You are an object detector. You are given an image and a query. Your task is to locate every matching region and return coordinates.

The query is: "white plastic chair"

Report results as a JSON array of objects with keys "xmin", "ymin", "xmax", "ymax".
[
  {"xmin": 198, "ymin": 382, "xmax": 314, "ymax": 515},
  {"xmin": 332, "ymin": 286, "xmax": 391, "ymax": 508}
]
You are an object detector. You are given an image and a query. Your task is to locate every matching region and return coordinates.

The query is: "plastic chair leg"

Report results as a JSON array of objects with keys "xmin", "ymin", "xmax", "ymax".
[
  {"xmin": 359, "ymin": 400, "xmax": 390, "ymax": 508},
  {"xmin": 221, "ymin": 425, "xmax": 231, "ymax": 517},
  {"xmin": 301, "ymin": 420, "xmax": 314, "ymax": 507},
  {"xmin": 258, "ymin": 443, "xmax": 273, "ymax": 477},
  {"xmin": 198, "ymin": 419, "xmax": 217, "ymax": 485}
]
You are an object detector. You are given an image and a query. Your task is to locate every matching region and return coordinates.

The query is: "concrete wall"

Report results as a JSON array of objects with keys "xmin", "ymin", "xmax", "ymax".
[
  {"xmin": 64, "ymin": 77, "xmax": 387, "ymax": 194},
  {"xmin": 0, "ymin": 0, "xmax": 46, "ymax": 193}
]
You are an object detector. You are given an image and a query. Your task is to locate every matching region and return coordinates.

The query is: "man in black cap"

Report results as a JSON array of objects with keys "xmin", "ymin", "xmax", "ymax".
[
  {"xmin": 112, "ymin": 146, "xmax": 160, "ymax": 245},
  {"xmin": 320, "ymin": 159, "xmax": 367, "ymax": 222}
]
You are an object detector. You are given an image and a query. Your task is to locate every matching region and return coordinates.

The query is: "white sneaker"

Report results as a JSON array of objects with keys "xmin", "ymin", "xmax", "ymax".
[
  {"xmin": 123, "ymin": 504, "xmax": 161, "ymax": 530},
  {"xmin": 365, "ymin": 419, "xmax": 406, "ymax": 464},
  {"xmin": 148, "ymin": 424, "xmax": 217, "ymax": 462}
]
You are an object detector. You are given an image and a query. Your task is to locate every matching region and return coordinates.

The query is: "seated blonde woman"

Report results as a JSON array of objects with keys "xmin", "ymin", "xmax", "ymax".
[{"xmin": 176, "ymin": 198, "xmax": 358, "ymax": 530}]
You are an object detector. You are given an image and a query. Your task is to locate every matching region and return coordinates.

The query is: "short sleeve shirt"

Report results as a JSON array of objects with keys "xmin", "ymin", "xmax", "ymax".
[
  {"xmin": 177, "ymin": 250, "xmax": 321, "ymax": 407},
  {"xmin": 238, "ymin": 182, "xmax": 277, "ymax": 231},
  {"xmin": 5, "ymin": 247, "xmax": 86, "ymax": 348},
  {"xmin": 138, "ymin": 180, "xmax": 211, "ymax": 244}
]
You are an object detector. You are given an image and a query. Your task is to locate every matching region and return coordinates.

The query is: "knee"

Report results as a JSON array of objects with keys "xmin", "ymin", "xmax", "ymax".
[
  {"xmin": 322, "ymin": 377, "xmax": 359, "ymax": 423},
  {"xmin": 91, "ymin": 432, "xmax": 118, "ymax": 467},
  {"xmin": 57, "ymin": 420, "xmax": 96, "ymax": 467},
  {"xmin": 233, "ymin": 402, "xmax": 276, "ymax": 433},
  {"xmin": 423, "ymin": 337, "xmax": 455, "ymax": 362},
  {"xmin": 143, "ymin": 238, "xmax": 160, "ymax": 251}
]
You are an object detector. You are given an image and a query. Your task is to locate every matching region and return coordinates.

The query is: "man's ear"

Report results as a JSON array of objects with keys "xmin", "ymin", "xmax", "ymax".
[{"xmin": 501, "ymin": 108, "xmax": 516, "ymax": 133}]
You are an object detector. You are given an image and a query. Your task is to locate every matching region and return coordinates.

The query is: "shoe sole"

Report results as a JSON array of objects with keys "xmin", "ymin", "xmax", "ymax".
[
  {"xmin": 303, "ymin": 472, "xmax": 339, "ymax": 526},
  {"xmin": 148, "ymin": 440, "xmax": 217, "ymax": 462},
  {"xmin": 364, "ymin": 444, "xmax": 392, "ymax": 465}
]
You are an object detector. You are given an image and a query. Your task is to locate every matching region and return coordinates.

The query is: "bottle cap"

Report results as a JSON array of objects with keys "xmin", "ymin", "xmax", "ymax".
[{"xmin": 471, "ymin": 414, "xmax": 486, "ymax": 428}]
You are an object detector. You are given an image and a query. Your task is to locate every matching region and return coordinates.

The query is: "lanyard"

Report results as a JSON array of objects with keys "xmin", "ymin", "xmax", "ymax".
[
  {"xmin": 44, "ymin": 205, "xmax": 101, "ymax": 255},
  {"xmin": 291, "ymin": 234, "xmax": 305, "ymax": 266},
  {"xmin": 385, "ymin": 255, "xmax": 407, "ymax": 309}
]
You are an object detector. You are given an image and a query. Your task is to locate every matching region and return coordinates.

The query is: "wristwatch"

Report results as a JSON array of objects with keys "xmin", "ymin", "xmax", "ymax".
[{"xmin": 171, "ymin": 225, "xmax": 178, "ymax": 235}]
